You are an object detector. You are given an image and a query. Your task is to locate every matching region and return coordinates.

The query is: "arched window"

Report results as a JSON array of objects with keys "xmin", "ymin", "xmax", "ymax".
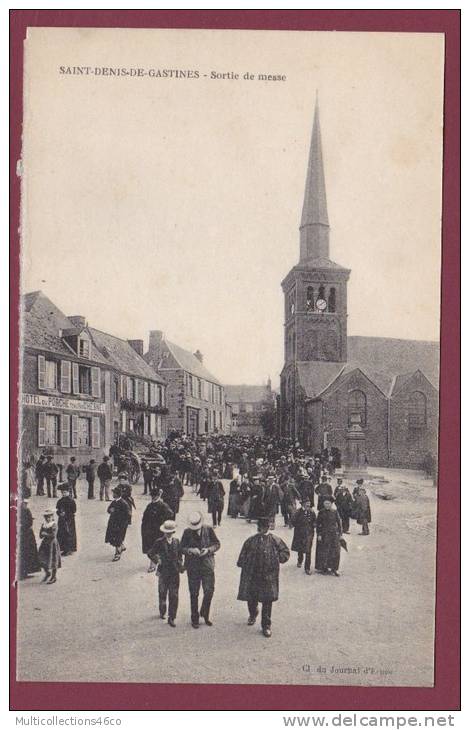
[
  {"xmin": 328, "ymin": 287, "xmax": 336, "ymax": 312},
  {"xmin": 348, "ymin": 389, "xmax": 367, "ymax": 426},
  {"xmin": 408, "ymin": 391, "xmax": 427, "ymax": 428},
  {"xmin": 306, "ymin": 286, "xmax": 314, "ymax": 310}
]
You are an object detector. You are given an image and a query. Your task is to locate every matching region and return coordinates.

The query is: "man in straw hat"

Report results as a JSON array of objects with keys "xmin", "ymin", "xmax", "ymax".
[
  {"xmin": 181, "ymin": 511, "xmax": 220, "ymax": 628},
  {"xmin": 148, "ymin": 520, "xmax": 184, "ymax": 627},
  {"xmin": 237, "ymin": 517, "xmax": 290, "ymax": 638}
]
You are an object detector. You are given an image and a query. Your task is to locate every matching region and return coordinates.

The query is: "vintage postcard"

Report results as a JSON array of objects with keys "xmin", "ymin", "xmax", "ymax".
[{"xmin": 15, "ymin": 26, "xmax": 444, "ymax": 689}]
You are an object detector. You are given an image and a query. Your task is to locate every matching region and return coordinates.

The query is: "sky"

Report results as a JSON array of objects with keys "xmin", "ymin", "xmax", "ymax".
[{"xmin": 21, "ymin": 28, "xmax": 444, "ymax": 386}]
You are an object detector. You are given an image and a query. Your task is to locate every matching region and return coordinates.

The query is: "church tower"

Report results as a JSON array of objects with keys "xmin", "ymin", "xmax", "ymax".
[{"xmin": 280, "ymin": 98, "xmax": 350, "ymax": 438}]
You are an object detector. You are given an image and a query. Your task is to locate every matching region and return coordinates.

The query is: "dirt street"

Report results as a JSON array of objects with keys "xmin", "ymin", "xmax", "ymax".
[{"xmin": 17, "ymin": 469, "xmax": 436, "ymax": 686}]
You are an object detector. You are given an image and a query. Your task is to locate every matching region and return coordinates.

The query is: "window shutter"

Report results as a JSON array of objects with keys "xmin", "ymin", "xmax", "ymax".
[
  {"xmin": 120, "ymin": 375, "xmax": 124, "ymax": 399},
  {"xmin": 143, "ymin": 415, "xmax": 148, "ymax": 436},
  {"xmin": 127, "ymin": 376, "xmax": 132, "ymax": 400},
  {"xmin": 38, "ymin": 355, "xmax": 46, "ymax": 390},
  {"xmin": 71, "ymin": 415, "xmax": 79, "ymax": 447},
  {"xmin": 121, "ymin": 410, "xmax": 127, "ymax": 432},
  {"xmin": 150, "ymin": 412, "xmax": 156, "ymax": 436},
  {"xmin": 60, "ymin": 360, "xmax": 71, "ymax": 393},
  {"xmin": 91, "ymin": 417, "xmax": 100, "ymax": 447},
  {"xmin": 72, "ymin": 363, "xmax": 79, "ymax": 394},
  {"xmin": 135, "ymin": 378, "xmax": 139, "ymax": 403},
  {"xmin": 60, "ymin": 414, "xmax": 70, "ymax": 447},
  {"xmin": 91, "ymin": 367, "xmax": 101, "ymax": 397},
  {"xmin": 143, "ymin": 382, "xmax": 149, "ymax": 406},
  {"xmin": 38, "ymin": 412, "xmax": 46, "ymax": 446}
]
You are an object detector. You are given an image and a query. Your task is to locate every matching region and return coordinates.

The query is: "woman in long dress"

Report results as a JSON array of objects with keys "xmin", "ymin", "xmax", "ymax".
[
  {"xmin": 18, "ymin": 498, "xmax": 40, "ymax": 579},
  {"xmin": 38, "ymin": 509, "xmax": 61, "ymax": 584},
  {"xmin": 56, "ymin": 483, "xmax": 77, "ymax": 555}
]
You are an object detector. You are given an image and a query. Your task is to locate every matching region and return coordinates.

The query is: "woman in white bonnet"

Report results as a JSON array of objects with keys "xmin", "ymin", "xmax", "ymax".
[{"xmin": 38, "ymin": 509, "xmax": 61, "ymax": 584}]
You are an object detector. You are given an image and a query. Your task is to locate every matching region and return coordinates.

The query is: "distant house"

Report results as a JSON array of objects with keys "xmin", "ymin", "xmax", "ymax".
[
  {"xmin": 21, "ymin": 292, "xmax": 168, "ymax": 469},
  {"xmin": 145, "ymin": 331, "xmax": 225, "ymax": 436},
  {"xmin": 225, "ymin": 381, "xmax": 275, "ymax": 436}
]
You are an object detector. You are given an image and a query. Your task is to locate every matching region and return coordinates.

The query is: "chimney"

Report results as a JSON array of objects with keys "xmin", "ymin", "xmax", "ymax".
[
  {"xmin": 69, "ymin": 315, "xmax": 86, "ymax": 329},
  {"xmin": 148, "ymin": 330, "xmax": 164, "ymax": 366},
  {"xmin": 128, "ymin": 339, "xmax": 144, "ymax": 357},
  {"xmin": 194, "ymin": 349, "xmax": 203, "ymax": 363}
]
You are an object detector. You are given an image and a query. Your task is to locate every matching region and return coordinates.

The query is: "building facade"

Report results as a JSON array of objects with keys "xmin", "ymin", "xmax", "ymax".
[
  {"xmin": 225, "ymin": 381, "xmax": 276, "ymax": 436},
  {"xmin": 279, "ymin": 101, "xmax": 439, "ymax": 469},
  {"xmin": 145, "ymin": 331, "xmax": 225, "ymax": 436},
  {"xmin": 21, "ymin": 292, "xmax": 168, "ymax": 471}
]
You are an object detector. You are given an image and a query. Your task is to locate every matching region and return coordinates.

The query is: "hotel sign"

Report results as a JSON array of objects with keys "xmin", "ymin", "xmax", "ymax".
[{"xmin": 22, "ymin": 393, "xmax": 106, "ymax": 414}]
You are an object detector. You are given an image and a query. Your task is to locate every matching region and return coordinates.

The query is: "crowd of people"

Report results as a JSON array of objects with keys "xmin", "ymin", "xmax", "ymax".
[{"xmin": 17, "ymin": 433, "xmax": 372, "ymax": 636}]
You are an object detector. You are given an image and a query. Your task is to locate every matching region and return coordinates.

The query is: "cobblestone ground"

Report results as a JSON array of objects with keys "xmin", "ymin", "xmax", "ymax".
[{"xmin": 16, "ymin": 469, "xmax": 437, "ymax": 686}]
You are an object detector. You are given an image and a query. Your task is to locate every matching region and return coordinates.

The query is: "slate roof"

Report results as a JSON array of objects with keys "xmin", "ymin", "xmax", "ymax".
[
  {"xmin": 161, "ymin": 340, "xmax": 221, "ymax": 385},
  {"xmin": 225, "ymin": 385, "xmax": 270, "ymax": 404},
  {"xmin": 88, "ymin": 328, "xmax": 166, "ymax": 383},
  {"xmin": 297, "ymin": 336, "xmax": 439, "ymax": 400},
  {"xmin": 347, "ymin": 336, "xmax": 439, "ymax": 395}
]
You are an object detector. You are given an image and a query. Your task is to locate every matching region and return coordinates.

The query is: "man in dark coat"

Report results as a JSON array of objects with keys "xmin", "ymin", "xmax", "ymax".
[
  {"xmin": 97, "ymin": 456, "xmax": 113, "ymax": 502},
  {"xmin": 66, "ymin": 457, "xmax": 80, "ymax": 499},
  {"xmin": 43, "ymin": 456, "xmax": 59, "ymax": 498},
  {"xmin": 315, "ymin": 498, "xmax": 342, "ymax": 576},
  {"xmin": 237, "ymin": 517, "xmax": 290, "ymax": 637},
  {"xmin": 141, "ymin": 459, "xmax": 153, "ymax": 496},
  {"xmin": 163, "ymin": 475, "xmax": 184, "ymax": 515},
  {"xmin": 84, "ymin": 459, "xmax": 97, "ymax": 499},
  {"xmin": 228, "ymin": 476, "xmax": 241, "ymax": 518},
  {"xmin": 105, "ymin": 487, "xmax": 130, "ymax": 561},
  {"xmin": 207, "ymin": 476, "xmax": 225, "ymax": 527},
  {"xmin": 247, "ymin": 477, "xmax": 263, "ymax": 522},
  {"xmin": 334, "ymin": 478, "xmax": 353, "ymax": 534},
  {"xmin": 56, "ymin": 484, "xmax": 77, "ymax": 555},
  {"xmin": 354, "ymin": 482, "xmax": 372, "ymax": 535},
  {"xmin": 291, "ymin": 499, "xmax": 316, "ymax": 574},
  {"xmin": 35, "ymin": 455, "xmax": 46, "ymax": 496},
  {"xmin": 18, "ymin": 498, "xmax": 40, "ymax": 579},
  {"xmin": 280, "ymin": 479, "xmax": 301, "ymax": 527},
  {"xmin": 260, "ymin": 476, "xmax": 282, "ymax": 529},
  {"xmin": 315, "ymin": 475, "xmax": 333, "ymax": 511},
  {"xmin": 141, "ymin": 488, "xmax": 174, "ymax": 571},
  {"xmin": 181, "ymin": 511, "xmax": 220, "ymax": 628},
  {"xmin": 148, "ymin": 519, "xmax": 184, "ymax": 627}
]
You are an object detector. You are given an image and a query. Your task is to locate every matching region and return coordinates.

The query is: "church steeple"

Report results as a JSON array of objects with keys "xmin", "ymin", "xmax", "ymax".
[{"xmin": 299, "ymin": 96, "xmax": 330, "ymax": 263}]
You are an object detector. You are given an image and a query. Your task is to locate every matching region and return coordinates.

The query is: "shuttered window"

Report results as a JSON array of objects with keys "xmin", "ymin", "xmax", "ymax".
[
  {"xmin": 91, "ymin": 367, "xmax": 101, "ymax": 397},
  {"xmin": 71, "ymin": 415, "xmax": 79, "ymax": 447},
  {"xmin": 91, "ymin": 417, "xmax": 100, "ymax": 447},
  {"xmin": 72, "ymin": 363, "xmax": 79, "ymax": 394},
  {"xmin": 135, "ymin": 378, "xmax": 140, "ymax": 402},
  {"xmin": 60, "ymin": 414, "xmax": 71, "ymax": 447},
  {"xmin": 143, "ymin": 382, "xmax": 149, "ymax": 405},
  {"xmin": 150, "ymin": 383, "xmax": 156, "ymax": 407},
  {"xmin": 150, "ymin": 412, "xmax": 156, "ymax": 436},
  {"xmin": 60, "ymin": 360, "xmax": 71, "ymax": 393},
  {"xmin": 120, "ymin": 375, "xmax": 125, "ymax": 400},
  {"xmin": 38, "ymin": 412, "xmax": 46, "ymax": 446},
  {"xmin": 37, "ymin": 355, "xmax": 46, "ymax": 389},
  {"xmin": 126, "ymin": 377, "xmax": 133, "ymax": 400},
  {"xmin": 121, "ymin": 410, "xmax": 127, "ymax": 432}
]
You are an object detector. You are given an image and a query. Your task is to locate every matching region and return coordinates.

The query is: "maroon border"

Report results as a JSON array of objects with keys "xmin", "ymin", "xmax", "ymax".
[{"xmin": 9, "ymin": 10, "xmax": 460, "ymax": 712}]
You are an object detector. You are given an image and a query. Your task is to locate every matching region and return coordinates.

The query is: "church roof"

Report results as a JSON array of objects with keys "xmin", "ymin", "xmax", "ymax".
[
  {"xmin": 297, "ymin": 336, "xmax": 439, "ymax": 400},
  {"xmin": 225, "ymin": 384, "xmax": 270, "ymax": 404}
]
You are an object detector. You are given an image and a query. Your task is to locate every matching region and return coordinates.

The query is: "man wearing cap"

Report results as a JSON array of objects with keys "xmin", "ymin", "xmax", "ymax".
[
  {"xmin": 334, "ymin": 478, "xmax": 353, "ymax": 534},
  {"xmin": 353, "ymin": 480, "xmax": 372, "ymax": 535},
  {"xmin": 315, "ymin": 475, "xmax": 333, "ymax": 511},
  {"xmin": 35, "ymin": 455, "xmax": 46, "ymax": 496},
  {"xmin": 237, "ymin": 517, "xmax": 290, "ymax": 637},
  {"xmin": 291, "ymin": 498, "xmax": 316, "ymax": 574},
  {"xmin": 56, "ymin": 483, "xmax": 77, "ymax": 556},
  {"xmin": 207, "ymin": 473, "xmax": 225, "ymax": 528},
  {"xmin": 141, "ymin": 488, "xmax": 174, "ymax": 572},
  {"xmin": 148, "ymin": 520, "xmax": 184, "ymax": 627},
  {"xmin": 66, "ymin": 457, "xmax": 80, "ymax": 499},
  {"xmin": 97, "ymin": 456, "xmax": 113, "ymax": 502},
  {"xmin": 181, "ymin": 512, "xmax": 220, "ymax": 628},
  {"xmin": 43, "ymin": 455, "xmax": 59, "ymax": 498}
]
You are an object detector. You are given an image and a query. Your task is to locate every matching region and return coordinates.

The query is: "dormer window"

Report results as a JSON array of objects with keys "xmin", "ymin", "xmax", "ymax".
[{"xmin": 79, "ymin": 337, "xmax": 90, "ymax": 358}]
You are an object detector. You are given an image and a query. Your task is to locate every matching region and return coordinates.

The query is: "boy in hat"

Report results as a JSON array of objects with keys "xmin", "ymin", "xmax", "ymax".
[
  {"xmin": 56, "ymin": 483, "xmax": 77, "ymax": 555},
  {"xmin": 181, "ymin": 511, "xmax": 220, "ymax": 628},
  {"xmin": 237, "ymin": 517, "xmax": 290, "ymax": 637},
  {"xmin": 148, "ymin": 520, "xmax": 184, "ymax": 627},
  {"xmin": 105, "ymin": 487, "xmax": 130, "ymax": 561}
]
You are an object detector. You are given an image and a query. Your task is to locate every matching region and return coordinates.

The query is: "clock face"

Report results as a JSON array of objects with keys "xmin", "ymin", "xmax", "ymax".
[{"xmin": 316, "ymin": 298, "xmax": 327, "ymax": 312}]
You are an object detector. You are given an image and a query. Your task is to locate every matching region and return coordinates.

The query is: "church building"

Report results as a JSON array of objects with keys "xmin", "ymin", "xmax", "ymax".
[{"xmin": 279, "ymin": 100, "xmax": 439, "ymax": 469}]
